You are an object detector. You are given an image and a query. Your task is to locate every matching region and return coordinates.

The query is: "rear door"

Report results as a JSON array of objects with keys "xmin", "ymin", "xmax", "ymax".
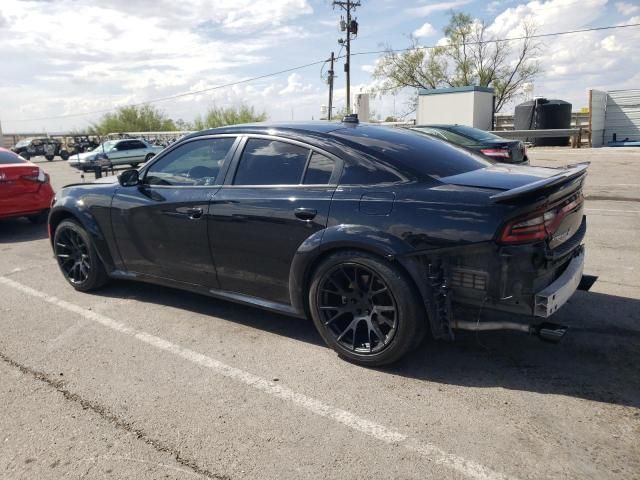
[
  {"xmin": 111, "ymin": 135, "xmax": 238, "ymax": 287},
  {"xmin": 127, "ymin": 139, "xmax": 149, "ymax": 163},
  {"xmin": 209, "ymin": 136, "xmax": 341, "ymax": 304}
]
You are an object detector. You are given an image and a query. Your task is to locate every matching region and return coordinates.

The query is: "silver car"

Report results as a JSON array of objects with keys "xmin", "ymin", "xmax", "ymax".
[{"xmin": 68, "ymin": 139, "xmax": 164, "ymax": 171}]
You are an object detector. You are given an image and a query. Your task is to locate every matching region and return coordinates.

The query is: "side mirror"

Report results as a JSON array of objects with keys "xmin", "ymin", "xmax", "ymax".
[{"xmin": 119, "ymin": 169, "xmax": 140, "ymax": 187}]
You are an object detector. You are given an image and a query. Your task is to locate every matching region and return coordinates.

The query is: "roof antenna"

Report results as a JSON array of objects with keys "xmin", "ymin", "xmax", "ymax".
[{"xmin": 342, "ymin": 113, "xmax": 359, "ymax": 124}]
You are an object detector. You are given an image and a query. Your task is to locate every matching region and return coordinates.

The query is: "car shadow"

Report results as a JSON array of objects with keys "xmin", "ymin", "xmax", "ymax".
[
  {"xmin": 95, "ymin": 282, "xmax": 640, "ymax": 409},
  {"xmin": 0, "ymin": 218, "xmax": 49, "ymax": 243}
]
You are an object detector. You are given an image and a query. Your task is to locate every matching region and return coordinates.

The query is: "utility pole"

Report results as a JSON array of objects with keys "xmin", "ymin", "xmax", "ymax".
[
  {"xmin": 333, "ymin": 0, "xmax": 360, "ymax": 114},
  {"xmin": 327, "ymin": 51, "xmax": 335, "ymax": 121}
]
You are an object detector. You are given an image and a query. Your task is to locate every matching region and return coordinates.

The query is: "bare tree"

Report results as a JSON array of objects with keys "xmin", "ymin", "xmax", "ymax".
[{"xmin": 373, "ymin": 13, "xmax": 542, "ymax": 112}]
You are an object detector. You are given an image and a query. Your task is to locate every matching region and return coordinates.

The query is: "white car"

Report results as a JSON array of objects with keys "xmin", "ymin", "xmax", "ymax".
[{"xmin": 68, "ymin": 139, "xmax": 165, "ymax": 171}]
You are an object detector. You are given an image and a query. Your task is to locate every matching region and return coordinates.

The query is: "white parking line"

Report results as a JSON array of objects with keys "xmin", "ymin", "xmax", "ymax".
[
  {"xmin": 585, "ymin": 208, "xmax": 640, "ymax": 214},
  {"xmin": 0, "ymin": 275, "xmax": 514, "ymax": 480}
]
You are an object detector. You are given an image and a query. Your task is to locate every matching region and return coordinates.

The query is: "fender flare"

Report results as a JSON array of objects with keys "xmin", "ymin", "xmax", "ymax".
[
  {"xmin": 288, "ymin": 224, "xmax": 425, "ymax": 315},
  {"xmin": 49, "ymin": 202, "xmax": 117, "ymax": 273}
]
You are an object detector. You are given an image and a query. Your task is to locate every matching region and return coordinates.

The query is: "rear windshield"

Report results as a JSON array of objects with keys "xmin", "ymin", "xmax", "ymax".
[
  {"xmin": 330, "ymin": 126, "xmax": 491, "ymax": 179},
  {"xmin": 448, "ymin": 125, "xmax": 503, "ymax": 142},
  {"xmin": 0, "ymin": 150, "xmax": 26, "ymax": 164}
]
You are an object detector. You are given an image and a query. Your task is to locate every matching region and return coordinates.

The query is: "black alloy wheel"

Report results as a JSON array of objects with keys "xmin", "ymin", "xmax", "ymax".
[
  {"xmin": 309, "ymin": 250, "xmax": 424, "ymax": 366},
  {"xmin": 54, "ymin": 220, "xmax": 108, "ymax": 291}
]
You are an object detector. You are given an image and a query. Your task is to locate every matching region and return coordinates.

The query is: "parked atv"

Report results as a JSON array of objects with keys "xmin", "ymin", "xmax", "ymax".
[{"xmin": 11, "ymin": 137, "xmax": 70, "ymax": 161}]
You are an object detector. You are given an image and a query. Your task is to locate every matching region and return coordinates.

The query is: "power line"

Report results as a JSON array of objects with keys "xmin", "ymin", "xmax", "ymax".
[
  {"xmin": 350, "ymin": 23, "xmax": 640, "ymax": 57},
  {"xmin": 7, "ymin": 22, "xmax": 639, "ymax": 123},
  {"xmin": 9, "ymin": 59, "xmax": 329, "ymax": 122}
]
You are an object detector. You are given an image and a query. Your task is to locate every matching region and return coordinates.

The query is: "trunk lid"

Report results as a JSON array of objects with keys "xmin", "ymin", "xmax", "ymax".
[
  {"xmin": 440, "ymin": 164, "xmax": 559, "ymax": 191},
  {"xmin": 0, "ymin": 164, "xmax": 42, "ymax": 194},
  {"xmin": 442, "ymin": 163, "xmax": 589, "ymax": 250}
]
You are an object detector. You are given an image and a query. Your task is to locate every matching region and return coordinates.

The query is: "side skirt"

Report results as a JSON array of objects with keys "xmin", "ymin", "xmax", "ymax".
[{"xmin": 109, "ymin": 270, "xmax": 305, "ymax": 319}]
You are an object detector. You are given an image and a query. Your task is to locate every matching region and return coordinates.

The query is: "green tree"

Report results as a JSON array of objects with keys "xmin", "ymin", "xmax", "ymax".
[
  {"xmin": 192, "ymin": 105, "xmax": 267, "ymax": 130},
  {"xmin": 373, "ymin": 13, "xmax": 542, "ymax": 112},
  {"xmin": 89, "ymin": 105, "xmax": 176, "ymax": 134}
]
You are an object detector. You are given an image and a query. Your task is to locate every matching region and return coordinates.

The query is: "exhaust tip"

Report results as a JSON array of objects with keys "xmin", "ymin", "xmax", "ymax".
[{"xmin": 533, "ymin": 322, "xmax": 568, "ymax": 343}]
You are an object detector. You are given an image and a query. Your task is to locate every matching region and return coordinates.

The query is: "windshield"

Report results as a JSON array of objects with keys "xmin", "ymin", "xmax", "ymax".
[
  {"xmin": 448, "ymin": 125, "xmax": 503, "ymax": 142},
  {"xmin": 92, "ymin": 140, "xmax": 117, "ymax": 152},
  {"xmin": 15, "ymin": 138, "xmax": 34, "ymax": 148}
]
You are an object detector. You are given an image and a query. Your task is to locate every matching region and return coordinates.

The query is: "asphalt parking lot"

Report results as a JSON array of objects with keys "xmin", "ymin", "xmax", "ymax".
[{"xmin": 1, "ymin": 148, "xmax": 639, "ymax": 480}]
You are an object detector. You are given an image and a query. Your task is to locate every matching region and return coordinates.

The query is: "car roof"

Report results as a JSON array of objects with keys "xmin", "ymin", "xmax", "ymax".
[
  {"xmin": 191, "ymin": 121, "xmax": 348, "ymax": 138},
  {"xmin": 412, "ymin": 124, "xmax": 463, "ymax": 130}
]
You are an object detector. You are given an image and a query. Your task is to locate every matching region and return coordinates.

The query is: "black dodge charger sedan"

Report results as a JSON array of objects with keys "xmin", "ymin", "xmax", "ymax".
[{"xmin": 49, "ymin": 119, "xmax": 588, "ymax": 366}]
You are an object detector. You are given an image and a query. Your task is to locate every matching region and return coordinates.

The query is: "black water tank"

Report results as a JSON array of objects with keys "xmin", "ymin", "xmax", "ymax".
[{"xmin": 514, "ymin": 98, "xmax": 572, "ymax": 146}]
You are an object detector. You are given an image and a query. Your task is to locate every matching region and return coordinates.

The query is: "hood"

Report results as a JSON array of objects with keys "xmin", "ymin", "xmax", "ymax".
[{"xmin": 439, "ymin": 164, "xmax": 560, "ymax": 191}]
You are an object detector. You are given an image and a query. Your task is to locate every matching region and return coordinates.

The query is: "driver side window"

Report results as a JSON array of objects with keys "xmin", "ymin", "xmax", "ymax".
[{"xmin": 144, "ymin": 137, "xmax": 236, "ymax": 186}]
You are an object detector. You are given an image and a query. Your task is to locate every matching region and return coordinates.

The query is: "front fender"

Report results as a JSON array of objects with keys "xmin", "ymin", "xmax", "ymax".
[
  {"xmin": 49, "ymin": 190, "xmax": 117, "ymax": 273},
  {"xmin": 288, "ymin": 224, "xmax": 416, "ymax": 314}
]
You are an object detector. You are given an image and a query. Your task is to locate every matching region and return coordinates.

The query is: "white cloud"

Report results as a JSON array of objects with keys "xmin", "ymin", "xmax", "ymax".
[
  {"xmin": 413, "ymin": 22, "xmax": 436, "ymax": 38},
  {"xmin": 406, "ymin": 0, "xmax": 472, "ymax": 16},
  {"xmin": 615, "ymin": 2, "xmax": 640, "ymax": 15},
  {"xmin": 279, "ymin": 73, "xmax": 314, "ymax": 95},
  {"xmin": 485, "ymin": 0, "xmax": 640, "ymax": 111}
]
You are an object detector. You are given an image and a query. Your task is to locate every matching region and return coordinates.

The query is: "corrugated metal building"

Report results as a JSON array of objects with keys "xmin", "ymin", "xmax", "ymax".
[{"xmin": 590, "ymin": 88, "xmax": 640, "ymax": 146}]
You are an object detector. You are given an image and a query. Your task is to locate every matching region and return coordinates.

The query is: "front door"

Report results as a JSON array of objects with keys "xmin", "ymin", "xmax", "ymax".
[
  {"xmin": 111, "ymin": 136, "xmax": 238, "ymax": 287},
  {"xmin": 209, "ymin": 136, "xmax": 340, "ymax": 304}
]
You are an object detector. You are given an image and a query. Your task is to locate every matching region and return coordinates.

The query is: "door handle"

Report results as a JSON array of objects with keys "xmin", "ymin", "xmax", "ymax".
[
  {"xmin": 294, "ymin": 207, "xmax": 317, "ymax": 221},
  {"xmin": 187, "ymin": 207, "xmax": 204, "ymax": 219}
]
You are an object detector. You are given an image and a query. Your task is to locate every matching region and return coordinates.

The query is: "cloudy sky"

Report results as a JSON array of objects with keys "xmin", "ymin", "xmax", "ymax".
[{"xmin": 1, "ymin": 0, "xmax": 638, "ymax": 133}]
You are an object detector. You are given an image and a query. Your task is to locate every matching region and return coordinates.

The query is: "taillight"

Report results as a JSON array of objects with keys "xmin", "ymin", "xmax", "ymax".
[
  {"xmin": 21, "ymin": 168, "xmax": 48, "ymax": 183},
  {"xmin": 499, "ymin": 195, "xmax": 583, "ymax": 244},
  {"xmin": 480, "ymin": 148, "xmax": 510, "ymax": 159}
]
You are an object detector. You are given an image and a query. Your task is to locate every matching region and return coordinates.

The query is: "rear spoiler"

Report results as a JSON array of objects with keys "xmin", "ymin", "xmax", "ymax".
[{"xmin": 490, "ymin": 162, "xmax": 589, "ymax": 203}]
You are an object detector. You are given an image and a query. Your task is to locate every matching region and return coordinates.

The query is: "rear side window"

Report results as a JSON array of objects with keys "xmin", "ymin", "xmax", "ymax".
[
  {"xmin": 331, "ymin": 126, "xmax": 491, "ymax": 179},
  {"xmin": 303, "ymin": 152, "xmax": 335, "ymax": 184},
  {"xmin": 0, "ymin": 150, "xmax": 26, "ymax": 164},
  {"xmin": 234, "ymin": 139, "xmax": 309, "ymax": 185},
  {"xmin": 129, "ymin": 140, "xmax": 147, "ymax": 149}
]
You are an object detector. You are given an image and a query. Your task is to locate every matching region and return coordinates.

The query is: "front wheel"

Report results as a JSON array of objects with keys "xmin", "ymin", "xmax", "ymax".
[
  {"xmin": 45, "ymin": 154, "xmax": 54, "ymax": 161},
  {"xmin": 309, "ymin": 250, "xmax": 424, "ymax": 366},
  {"xmin": 60, "ymin": 150, "xmax": 70, "ymax": 161},
  {"xmin": 53, "ymin": 219, "xmax": 109, "ymax": 291},
  {"xmin": 19, "ymin": 151, "xmax": 30, "ymax": 161},
  {"xmin": 144, "ymin": 153, "xmax": 155, "ymax": 163}
]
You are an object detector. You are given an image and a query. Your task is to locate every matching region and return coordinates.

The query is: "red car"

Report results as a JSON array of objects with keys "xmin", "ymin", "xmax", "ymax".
[{"xmin": 0, "ymin": 147, "xmax": 54, "ymax": 223}]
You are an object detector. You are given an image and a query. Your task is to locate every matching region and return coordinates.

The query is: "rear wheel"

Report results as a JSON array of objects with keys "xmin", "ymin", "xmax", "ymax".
[
  {"xmin": 53, "ymin": 219, "xmax": 108, "ymax": 291},
  {"xmin": 45, "ymin": 154, "xmax": 54, "ymax": 161},
  {"xmin": 19, "ymin": 151, "xmax": 30, "ymax": 161},
  {"xmin": 60, "ymin": 150, "xmax": 70, "ymax": 161},
  {"xmin": 309, "ymin": 250, "xmax": 423, "ymax": 366},
  {"xmin": 144, "ymin": 153, "xmax": 155, "ymax": 163}
]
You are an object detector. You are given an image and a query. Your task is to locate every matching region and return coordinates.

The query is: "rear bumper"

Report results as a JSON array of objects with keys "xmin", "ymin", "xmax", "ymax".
[
  {"xmin": 0, "ymin": 184, "xmax": 54, "ymax": 219},
  {"xmin": 533, "ymin": 247, "xmax": 584, "ymax": 317}
]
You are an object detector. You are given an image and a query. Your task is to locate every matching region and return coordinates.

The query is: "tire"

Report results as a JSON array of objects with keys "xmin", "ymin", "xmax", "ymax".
[
  {"xmin": 45, "ymin": 154, "xmax": 54, "ymax": 161},
  {"xmin": 130, "ymin": 163, "xmax": 139, "ymax": 168},
  {"xmin": 308, "ymin": 250, "xmax": 423, "ymax": 367},
  {"xmin": 53, "ymin": 219, "xmax": 109, "ymax": 291},
  {"xmin": 60, "ymin": 150, "xmax": 70, "ymax": 161},
  {"xmin": 28, "ymin": 210, "xmax": 49, "ymax": 224},
  {"xmin": 144, "ymin": 153, "xmax": 155, "ymax": 162},
  {"xmin": 19, "ymin": 151, "xmax": 30, "ymax": 161}
]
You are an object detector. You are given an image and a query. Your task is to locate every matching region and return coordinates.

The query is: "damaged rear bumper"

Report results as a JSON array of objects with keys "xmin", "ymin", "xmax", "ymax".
[{"xmin": 533, "ymin": 247, "xmax": 584, "ymax": 317}]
